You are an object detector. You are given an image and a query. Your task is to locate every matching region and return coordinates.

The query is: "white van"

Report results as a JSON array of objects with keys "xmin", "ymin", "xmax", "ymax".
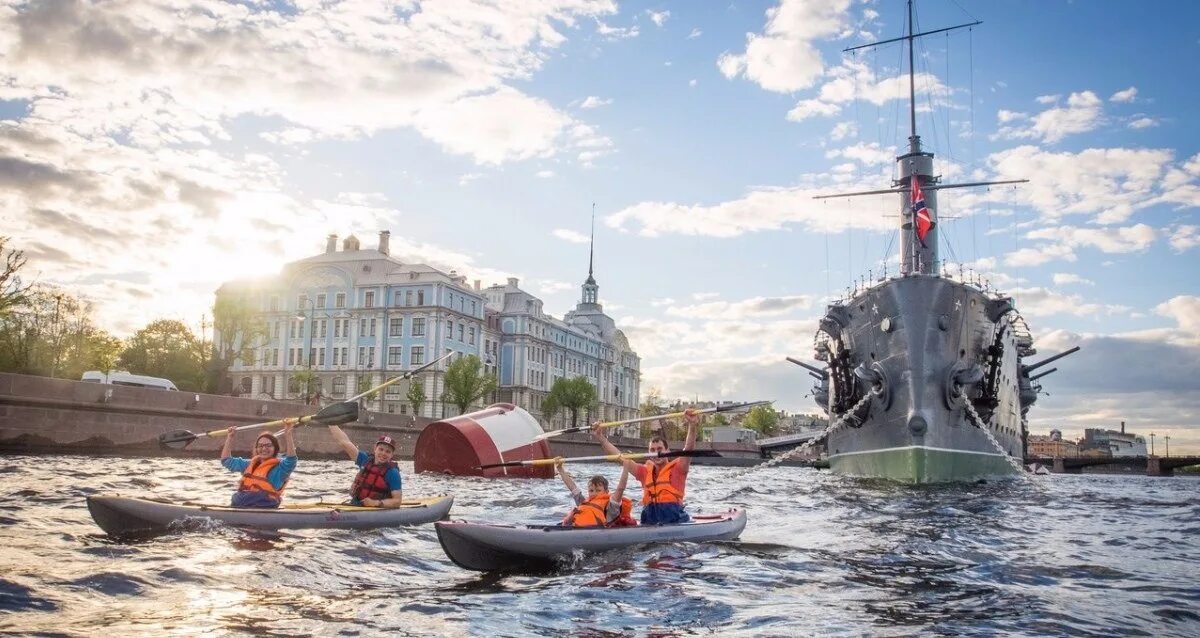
[{"xmin": 81, "ymin": 371, "xmax": 179, "ymax": 391}]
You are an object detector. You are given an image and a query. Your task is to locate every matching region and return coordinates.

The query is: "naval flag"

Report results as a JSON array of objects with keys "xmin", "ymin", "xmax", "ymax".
[{"xmin": 911, "ymin": 174, "xmax": 934, "ymax": 246}]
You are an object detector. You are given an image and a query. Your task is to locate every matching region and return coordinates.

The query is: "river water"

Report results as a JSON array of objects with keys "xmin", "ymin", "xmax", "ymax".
[{"xmin": 1, "ymin": 454, "xmax": 1197, "ymax": 637}]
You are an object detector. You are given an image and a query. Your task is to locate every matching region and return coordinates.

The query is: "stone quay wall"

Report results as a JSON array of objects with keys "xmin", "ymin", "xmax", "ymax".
[{"xmin": 0, "ymin": 373, "xmax": 763, "ymax": 462}]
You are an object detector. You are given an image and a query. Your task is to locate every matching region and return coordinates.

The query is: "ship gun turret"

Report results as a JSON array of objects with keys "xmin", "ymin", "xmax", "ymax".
[{"xmin": 1021, "ymin": 346, "xmax": 1081, "ymax": 376}]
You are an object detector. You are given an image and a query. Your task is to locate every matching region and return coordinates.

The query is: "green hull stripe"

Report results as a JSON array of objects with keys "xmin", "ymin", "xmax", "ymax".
[{"xmin": 829, "ymin": 446, "xmax": 1020, "ymax": 483}]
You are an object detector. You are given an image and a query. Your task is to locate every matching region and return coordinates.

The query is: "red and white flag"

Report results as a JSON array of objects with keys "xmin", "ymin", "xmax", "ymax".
[{"xmin": 912, "ymin": 175, "xmax": 934, "ymax": 245}]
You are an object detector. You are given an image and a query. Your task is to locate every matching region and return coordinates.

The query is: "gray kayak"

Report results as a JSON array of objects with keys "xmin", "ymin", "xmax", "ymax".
[
  {"xmin": 87, "ymin": 494, "xmax": 454, "ymax": 537},
  {"xmin": 436, "ymin": 509, "xmax": 747, "ymax": 571}
]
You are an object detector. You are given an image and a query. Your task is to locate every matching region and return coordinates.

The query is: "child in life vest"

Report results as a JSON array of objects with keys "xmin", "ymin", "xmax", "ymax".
[
  {"xmin": 556, "ymin": 460, "xmax": 637, "ymax": 528},
  {"xmin": 220, "ymin": 420, "xmax": 298, "ymax": 508}
]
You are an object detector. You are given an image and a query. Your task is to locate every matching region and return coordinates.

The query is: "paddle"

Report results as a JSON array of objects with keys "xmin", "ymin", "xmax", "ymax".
[
  {"xmin": 267, "ymin": 350, "xmax": 455, "ymax": 438},
  {"xmin": 532, "ymin": 400, "xmax": 772, "ymax": 441},
  {"xmin": 477, "ymin": 449, "xmax": 720, "ymax": 470},
  {"xmin": 158, "ymin": 401, "xmax": 360, "ymax": 450}
]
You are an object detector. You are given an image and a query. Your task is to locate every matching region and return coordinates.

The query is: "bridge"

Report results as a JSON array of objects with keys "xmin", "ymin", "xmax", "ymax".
[{"xmin": 1028, "ymin": 455, "xmax": 1200, "ymax": 477}]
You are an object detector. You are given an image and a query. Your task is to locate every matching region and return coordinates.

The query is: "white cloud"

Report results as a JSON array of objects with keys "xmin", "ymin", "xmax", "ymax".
[
  {"xmin": 551, "ymin": 228, "xmax": 590, "ymax": 244},
  {"xmin": 647, "ymin": 10, "xmax": 670, "ymax": 27},
  {"xmin": 687, "ymin": 28, "xmax": 702, "ymax": 39},
  {"xmin": 649, "ymin": 297, "xmax": 676, "ymax": 307},
  {"xmin": 1005, "ymin": 245, "xmax": 1078, "ymax": 267},
  {"xmin": 1027, "ymin": 224, "xmax": 1157, "ymax": 253},
  {"xmin": 666, "ymin": 295, "xmax": 813, "ymax": 320},
  {"xmin": 1128, "ymin": 116, "xmax": 1158, "ymax": 130},
  {"xmin": 536, "ymin": 279, "xmax": 574, "ymax": 295},
  {"xmin": 1110, "ymin": 86, "xmax": 1138, "ymax": 103},
  {"xmin": 825, "ymin": 142, "xmax": 894, "ymax": 165},
  {"xmin": 786, "ymin": 58, "xmax": 951, "ymax": 122},
  {"xmin": 535, "ymin": 169, "xmax": 555, "ymax": 178},
  {"xmin": 596, "ymin": 20, "xmax": 640, "ymax": 40},
  {"xmin": 1052, "ymin": 273, "xmax": 1094, "ymax": 286},
  {"xmin": 579, "ymin": 96, "xmax": 613, "ymax": 109},
  {"xmin": 1155, "ymin": 296, "xmax": 1200, "ymax": 343},
  {"xmin": 994, "ymin": 91, "xmax": 1104, "ymax": 143},
  {"xmin": 1169, "ymin": 225, "xmax": 1200, "ymax": 252},
  {"xmin": 692, "ymin": 292, "xmax": 720, "ymax": 301},
  {"xmin": 688, "ymin": 79, "xmax": 698, "ymax": 88},
  {"xmin": 829, "ymin": 121, "xmax": 858, "ymax": 141},
  {"xmin": 718, "ymin": 0, "xmax": 852, "ymax": 93},
  {"xmin": 1009, "ymin": 287, "xmax": 1129, "ymax": 319},
  {"xmin": 1035, "ymin": 94, "xmax": 1060, "ymax": 105}
]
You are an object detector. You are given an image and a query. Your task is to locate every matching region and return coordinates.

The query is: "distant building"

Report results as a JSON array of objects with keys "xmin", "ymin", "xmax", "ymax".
[
  {"xmin": 1078, "ymin": 422, "xmax": 1147, "ymax": 458},
  {"xmin": 1027, "ymin": 432, "xmax": 1079, "ymax": 458},
  {"xmin": 215, "ymin": 231, "xmax": 640, "ymax": 424},
  {"xmin": 709, "ymin": 427, "xmax": 758, "ymax": 444}
]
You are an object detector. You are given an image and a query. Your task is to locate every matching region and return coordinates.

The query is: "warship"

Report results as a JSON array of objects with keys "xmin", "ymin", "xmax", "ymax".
[{"xmin": 798, "ymin": 1, "xmax": 1079, "ymax": 483}]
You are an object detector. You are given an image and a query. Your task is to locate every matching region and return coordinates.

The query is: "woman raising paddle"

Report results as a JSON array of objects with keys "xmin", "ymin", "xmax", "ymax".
[
  {"xmin": 592, "ymin": 409, "xmax": 702, "ymax": 525},
  {"xmin": 220, "ymin": 421, "xmax": 298, "ymax": 508}
]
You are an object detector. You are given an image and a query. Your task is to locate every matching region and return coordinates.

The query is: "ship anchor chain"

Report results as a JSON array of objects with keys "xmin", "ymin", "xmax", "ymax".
[
  {"xmin": 962, "ymin": 400, "xmax": 1044, "ymax": 488},
  {"xmin": 723, "ymin": 392, "xmax": 875, "ymax": 485}
]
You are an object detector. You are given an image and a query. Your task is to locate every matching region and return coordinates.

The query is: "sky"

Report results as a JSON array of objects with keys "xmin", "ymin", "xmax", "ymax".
[{"xmin": 1, "ymin": 1, "xmax": 1198, "ymax": 452}]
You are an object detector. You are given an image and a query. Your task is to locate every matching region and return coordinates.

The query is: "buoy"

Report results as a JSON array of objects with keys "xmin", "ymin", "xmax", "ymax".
[{"xmin": 414, "ymin": 403, "xmax": 553, "ymax": 478}]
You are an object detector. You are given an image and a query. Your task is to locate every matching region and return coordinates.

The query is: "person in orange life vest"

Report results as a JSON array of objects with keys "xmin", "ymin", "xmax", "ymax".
[
  {"xmin": 327, "ymin": 425, "xmax": 403, "ymax": 508},
  {"xmin": 220, "ymin": 420, "xmax": 298, "ymax": 509},
  {"xmin": 592, "ymin": 409, "xmax": 701, "ymax": 525},
  {"xmin": 555, "ymin": 459, "xmax": 636, "ymax": 528}
]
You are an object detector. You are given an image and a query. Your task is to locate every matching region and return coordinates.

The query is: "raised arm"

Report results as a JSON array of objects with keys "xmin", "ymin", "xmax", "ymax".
[
  {"xmin": 282, "ymin": 420, "xmax": 297, "ymax": 457},
  {"xmin": 555, "ymin": 459, "xmax": 580, "ymax": 497},
  {"xmin": 679, "ymin": 409, "xmax": 701, "ymax": 472},
  {"xmin": 592, "ymin": 423, "xmax": 640, "ymax": 474},
  {"xmin": 612, "ymin": 466, "xmax": 629, "ymax": 503},
  {"xmin": 326, "ymin": 425, "xmax": 360, "ymax": 461},
  {"xmin": 221, "ymin": 429, "xmax": 234, "ymax": 461}
]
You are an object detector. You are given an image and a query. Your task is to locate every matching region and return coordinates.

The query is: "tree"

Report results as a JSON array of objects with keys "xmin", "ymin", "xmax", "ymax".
[
  {"xmin": 290, "ymin": 369, "xmax": 319, "ymax": 404},
  {"xmin": 542, "ymin": 394, "xmax": 561, "ymax": 427},
  {"xmin": 545, "ymin": 376, "xmax": 598, "ymax": 428},
  {"xmin": 441, "ymin": 355, "xmax": 497, "ymax": 415},
  {"xmin": 0, "ymin": 236, "xmax": 30, "ymax": 318},
  {"xmin": 0, "ymin": 284, "xmax": 120, "ymax": 380},
  {"xmin": 118, "ymin": 319, "xmax": 206, "ymax": 391},
  {"xmin": 407, "ymin": 379, "xmax": 426, "ymax": 417},
  {"xmin": 209, "ymin": 292, "xmax": 268, "ymax": 393},
  {"xmin": 743, "ymin": 405, "xmax": 780, "ymax": 437}
]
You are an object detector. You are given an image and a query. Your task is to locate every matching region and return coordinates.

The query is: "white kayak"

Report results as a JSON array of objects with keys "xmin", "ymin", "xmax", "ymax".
[
  {"xmin": 87, "ymin": 494, "xmax": 454, "ymax": 537},
  {"xmin": 436, "ymin": 509, "xmax": 747, "ymax": 571}
]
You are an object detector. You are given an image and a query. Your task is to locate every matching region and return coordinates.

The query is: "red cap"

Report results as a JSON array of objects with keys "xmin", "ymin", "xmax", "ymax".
[{"xmin": 376, "ymin": 435, "xmax": 396, "ymax": 450}]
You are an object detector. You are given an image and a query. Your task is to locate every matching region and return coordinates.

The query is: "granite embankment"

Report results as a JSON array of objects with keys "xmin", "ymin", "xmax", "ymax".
[{"xmin": 0, "ymin": 373, "xmax": 762, "ymax": 462}]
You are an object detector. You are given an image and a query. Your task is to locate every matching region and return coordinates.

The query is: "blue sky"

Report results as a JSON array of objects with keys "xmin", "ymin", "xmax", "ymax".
[{"xmin": 1, "ymin": 1, "xmax": 1198, "ymax": 450}]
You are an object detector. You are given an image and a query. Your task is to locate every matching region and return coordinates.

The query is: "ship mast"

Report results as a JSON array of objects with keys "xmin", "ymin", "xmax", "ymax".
[{"xmin": 815, "ymin": 0, "xmax": 1024, "ymax": 278}]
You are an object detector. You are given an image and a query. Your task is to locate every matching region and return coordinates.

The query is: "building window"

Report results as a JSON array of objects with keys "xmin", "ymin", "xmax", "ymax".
[
  {"xmin": 272, "ymin": 348, "xmax": 279, "ymax": 366},
  {"xmin": 457, "ymin": 323, "xmax": 464, "ymax": 342},
  {"xmin": 240, "ymin": 377, "xmax": 252, "ymax": 394},
  {"xmin": 405, "ymin": 290, "xmax": 413, "ymax": 306},
  {"xmin": 358, "ymin": 346, "xmax": 365, "ymax": 366},
  {"xmin": 386, "ymin": 384, "xmax": 401, "ymax": 398},
  {"xmin": 369, "ymin": 318, "xmax": 377, "ymax": 337},
  {"xmin": 298, "ymin": 294, "xmax": 308, "ymax": 309},
  {"xmin": 389, "ymin": 347, "xmax": 403, "ymax": 365},
  {"xmin": 368, "ymin": 346, "xmax": 375, "ymax": 366},
  {"xmin": 411, "ymin": 346, "xmax": 425, "ymax": 366},
  {"xmin": 273, "ymin": 321, "xmax": 281, "ymax": 339},
  {"xmin": 447, "ymin": 319, "xmax": 453, "ymax": 336},
  {"xmin": 468, "ymin": 327, "xmax": 475, "ymax": 345},
  {"xmin": 365, "ymin": 291, "xmax": 375, "ymax": 308},
  {"xmin": 341, "ymin": 347, "xmax": 348, "ymax": 366},
  {"xmin": 316, "ymin": 293, "xmax": 326, "ymax": 309},
  {"xmin": 417, "ymin": 290, "xmax": 425, "ymax": 305},
  {"xmin": 360, "ymin": 318, "xmax": 367, "ymax": 336},
  {"xmin": 318, "ymin": 348, "xmax": 325, "ymax": 366},
  {"xmin": 269, "ymin": 296, "xmax": 279, "ymax": 312},
  {"xmin": 471, "ymin": 300, "xmax": 476, "ymax": 315},
  {"xmin": 318, "ymin": 319, "xmax": 327, "ymax": 338},
  {"xmin": 263, "ymin": 375, "xmax": 276, "ymax": 396},
  {"xmin": 335, "ymin": 293, "xmax": 346, "ymax": 309},
  {"xmin": 412, "ymin": 317, "xmax": 426, "ymax": 336},
  {"xmin": 331, "ymin": 376, "xmax": 345, "ymax": 398},
  {"xmin": 390, "ymin": 317, "xmax": 403, "ymax": 337},
  {"xmin": 334, "ymin": 319, "xmax": 342, "ymax": 339}
]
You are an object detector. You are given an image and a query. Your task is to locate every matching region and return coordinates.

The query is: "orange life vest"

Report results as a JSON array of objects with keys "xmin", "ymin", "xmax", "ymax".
[
  {"xmin": 568, "ymin": 493, "xmax": 635, "ymax": 528},
  {"xmin": 237, "ymin": 456, "xmax": 284, "ymax": 497},
  {"xmin": 642, "ymin": 458, "xmax": 684, "ymax": 505}
]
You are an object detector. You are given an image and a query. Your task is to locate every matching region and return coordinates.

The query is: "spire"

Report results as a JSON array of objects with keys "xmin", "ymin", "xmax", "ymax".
[
  {"xmin": 586, "ymin": 202, "xmax": 596, "ymax": 285},
  {"xmin": 581, "ymin": 202, "xmax": 599, "ymax": 306}
]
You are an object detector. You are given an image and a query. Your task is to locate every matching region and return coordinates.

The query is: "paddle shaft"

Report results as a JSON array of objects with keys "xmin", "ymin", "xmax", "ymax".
[
  {"xmin": 479, "ymin": 449, "xmax": 716, "ymax": 470},
  {"xmin": 346, "ymin": 351, "xmax": 455, "ymax": 402},
  {"xmin": 536, "ymin": 400, "xmax": 772, "ymax": 440}
]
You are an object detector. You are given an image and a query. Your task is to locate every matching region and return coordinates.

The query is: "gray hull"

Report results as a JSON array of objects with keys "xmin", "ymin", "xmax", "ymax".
[
  {"xmin": 815, "ymin": 276, "xmax": 1029, "ymax": 483},
  {"xmin": 436, "ymin": 509, "xmax": 747, "ymax": 571},
  {"xmin": 87, "ymin": 494, "xmax": 454, "ymax": 537}
]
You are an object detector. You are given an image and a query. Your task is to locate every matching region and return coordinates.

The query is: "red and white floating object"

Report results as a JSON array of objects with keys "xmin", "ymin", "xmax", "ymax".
[{"xmin": 414, "ymin": 403, "xmax": 553, "ymax": 479}]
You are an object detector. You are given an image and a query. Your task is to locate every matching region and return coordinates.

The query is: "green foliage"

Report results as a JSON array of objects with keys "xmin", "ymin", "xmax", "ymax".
[
  {"xmin": 0, "ymin": 236, "xmax": 30, "ymax": 317},
  {"xmin": 743, "ymin": 405, "xmax": 780, "ymax": 436},
  {"xmin": 440, "ymin": 355, "xmax": 497, "ymax": 415},
  {"xmin": 357, "ymin": 375, "xmax": 378, "ymax": 399},
  {"xmin": 546, "ymin": 376, "xmax": 598, "ymax": 427},
  {"xmin": 209, "ymin": 292, "xmax": 269, "ymax": 393},
  {"xmin": 541, "ymin": 394, "xmax": 560, "ymax": 425},
  {"xmin": 118, "ymin": 319, "xmax": 206, "ymax": 391},
  {"xmin": 290, "ymin": 369, "xmax": 319, "ymax": 403},
  {"xmin": 407, "ymin": 379, "xmax": 426, "ymax": 416},
  {"xmin": 0, "ymin": 284, "xmax": 121, "ymax": 380}
]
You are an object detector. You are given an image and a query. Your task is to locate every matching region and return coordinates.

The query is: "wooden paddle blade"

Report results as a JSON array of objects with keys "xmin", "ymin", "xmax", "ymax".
[
  {"xmin": 312, "ymin": 401, "xmax": 359, "ymax": 425},
  {"xmin": 533, "ymin": 427, "xmax": 583, "ymax": 441},
  {"xmin": 158, "ymin": 429, "xmax": 199, "ymax": 450},
  {"xmin": 662, "ymin": 449, "xmax": 721, "ymax": 458}
]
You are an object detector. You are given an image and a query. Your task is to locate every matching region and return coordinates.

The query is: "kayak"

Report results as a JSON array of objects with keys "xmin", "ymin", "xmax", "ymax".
[
  {"xmin": 436, "ymin": 509, "xmax": 747, "ymax": 571},
  {"xmin": 87, "ymin": 494, "xmax": 454, "ymax": 537}
]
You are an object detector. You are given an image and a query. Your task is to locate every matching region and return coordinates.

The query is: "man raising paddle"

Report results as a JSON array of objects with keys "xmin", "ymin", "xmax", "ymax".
[
  {"xmin": 327, "ymin": 425, "xmax": 403, "ymax": 508},
  {"xmin": 220, "ymin": 421, "xmax": 298, "ymax": 508},
  {"xmin": 592, "ymin": 409, "xmax": 702, "ymax": 525}
]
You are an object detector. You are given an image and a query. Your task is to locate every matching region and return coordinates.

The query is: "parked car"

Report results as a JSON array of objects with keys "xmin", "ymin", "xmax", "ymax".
[{"xmin": 81, "ymin": 371, "xmax": 179, "ymax": 391}]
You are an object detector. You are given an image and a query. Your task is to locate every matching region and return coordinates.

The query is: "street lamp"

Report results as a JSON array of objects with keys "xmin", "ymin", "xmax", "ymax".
[
  {"xmin": 1150, "ymin": 432, "xmax": 1156, "ymax": 457},
  {"xmin": 1165, "ymin": 435, "xmax": 1170, "ymax": 458},
  {"xmin": 296, "ymin": 296, "xmax": 316, "ymax": 404}
]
